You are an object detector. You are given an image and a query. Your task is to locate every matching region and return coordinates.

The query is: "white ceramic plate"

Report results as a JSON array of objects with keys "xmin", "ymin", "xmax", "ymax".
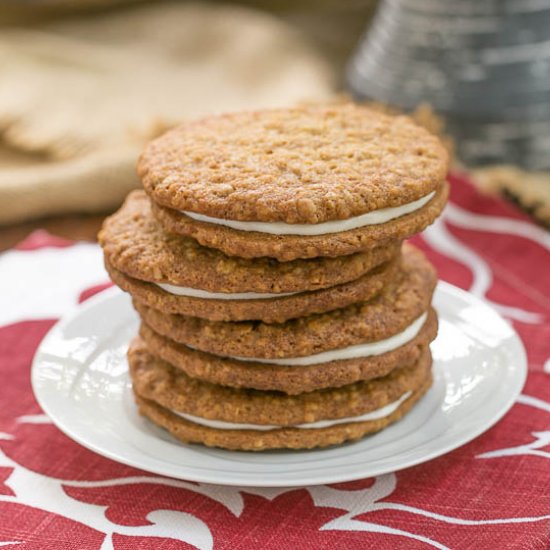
[{"xmin": 32, "ymin": 283, "xmax": 527, "ymax": 487}]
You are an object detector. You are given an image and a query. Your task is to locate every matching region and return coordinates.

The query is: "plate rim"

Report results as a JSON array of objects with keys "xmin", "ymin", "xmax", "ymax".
[{"xmin": 31, "ymin": 282, "xmax": 528, "ymax": 487}]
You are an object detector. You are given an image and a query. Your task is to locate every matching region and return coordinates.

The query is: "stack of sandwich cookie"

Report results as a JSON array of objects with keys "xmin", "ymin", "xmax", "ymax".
[
  {"xmin": 99, "ymin": 103, "xmax": 449, "ymax": 451},
  {"xmin": 102, "ymin": 192, "xmax": 401, "ymax": 323},
  {"xmin": 130, "ymin": 340, "xmax": 433, "ymax": 451}
]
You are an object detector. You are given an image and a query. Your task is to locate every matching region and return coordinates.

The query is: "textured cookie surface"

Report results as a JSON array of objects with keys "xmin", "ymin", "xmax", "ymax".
[
  {"xmin": 139, "ymin": 308, "xmax": 437, "ymax": 394},
  {"xmin": 106, "ymin": 255, "xmax": 398, "ymax": 323},
  {"xmin": 135, "ymin": 244, "xmax": 437, "ymax": 359},
  {"xmin": 151, "ymin": 182, "xmax": 448, "ymax": 261},
  {"xmin": 129, "ymin": 337, "xmax": 431, "ymax": 424},
  {"xmin": 99, "ymin": 191, "xmax": 400, "ymax": 291},
  {"xmin": 135, "ymin": 381, "xmax": 431, "ymax": 451},
  {"xmin": 139, "ymin": 104, "xmax": 448, "ymax": 224},
  {"xmin": 130, "ymin": 339, "xmax": 433, "ymax": 451}
]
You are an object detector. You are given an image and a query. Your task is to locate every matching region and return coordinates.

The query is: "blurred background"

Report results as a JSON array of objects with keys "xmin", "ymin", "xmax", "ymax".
[{"xmin": 1, "ymin": 0, "xmax": 549, "ymax": 248}]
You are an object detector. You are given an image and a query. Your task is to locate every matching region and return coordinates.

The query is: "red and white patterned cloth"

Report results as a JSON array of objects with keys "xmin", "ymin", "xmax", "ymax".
[{"xmin": 0, "ymin": 173, "xmax": 549, "ymax": 549}]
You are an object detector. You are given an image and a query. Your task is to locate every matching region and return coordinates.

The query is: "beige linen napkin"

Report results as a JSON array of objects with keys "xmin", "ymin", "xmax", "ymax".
[
  {"xmin": 471, "ymin": 167, "xmax": 550, "ymax": 228},
  {"xmin": 0, "ymin": 1, "xmax": 334, "ymax": 224}
]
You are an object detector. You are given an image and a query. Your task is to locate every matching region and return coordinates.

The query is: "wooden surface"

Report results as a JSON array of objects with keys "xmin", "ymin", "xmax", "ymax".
[{"xmin": 0, "ymin": 213, "xmax": 107, "ymax": 252}]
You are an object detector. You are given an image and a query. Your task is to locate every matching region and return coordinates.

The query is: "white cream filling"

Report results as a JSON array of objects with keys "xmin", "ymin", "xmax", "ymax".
[
  {"xmin": 171, "ymin": 391, "xmax": 412, "ymax": 431},
  {"xmin": 180, "ymin": 191, "xmax": 435, "ymax": 236},
  {"xmin": 229, "ymin": 312, "xmax": 427, "ymax": 366},
  {"xmin": 156, "ymin": 283, "xmax": 298, "ymax": 300}
]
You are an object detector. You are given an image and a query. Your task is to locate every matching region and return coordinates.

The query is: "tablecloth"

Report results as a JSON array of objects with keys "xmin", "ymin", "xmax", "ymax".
[{"xmin": 0, "ymin": 173, "xmax": 549, "ymax": 549}]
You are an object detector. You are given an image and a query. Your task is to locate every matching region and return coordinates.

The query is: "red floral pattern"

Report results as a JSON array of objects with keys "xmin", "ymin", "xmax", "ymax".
[{"xmin": 0, "ymin": 174, "xmax": 549, "ymax": 549}]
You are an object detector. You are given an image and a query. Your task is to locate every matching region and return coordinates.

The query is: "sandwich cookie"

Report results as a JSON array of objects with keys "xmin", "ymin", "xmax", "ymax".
[
  {"xmin": 134, "ymin": 244, "xmax": 437, "ymax": 360},
  {"xmin": 138, "ymin": 308, "xmax": 437, "ymax": 394},
  {"xmin": 139, "ymin": 104, "xmax": 449, "ymax": 260},
  {"xmin": 130, "ymin": 338, "xmax": 433, "ymax": 451},
  {"xmin": 100, "ymin": 191, "xmax": 401, "ymax": 322}
]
